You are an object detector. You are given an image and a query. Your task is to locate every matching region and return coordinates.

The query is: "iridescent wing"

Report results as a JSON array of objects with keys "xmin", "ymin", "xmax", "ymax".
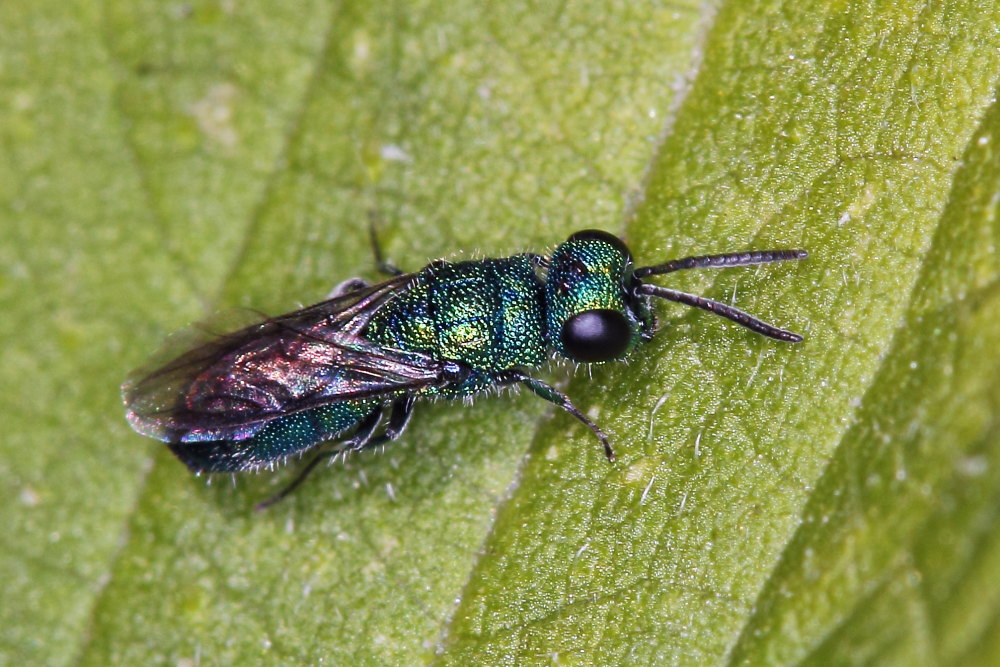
[{"xmin": 123, "ymin": 274, "xmax": 442, "ymax": 444}]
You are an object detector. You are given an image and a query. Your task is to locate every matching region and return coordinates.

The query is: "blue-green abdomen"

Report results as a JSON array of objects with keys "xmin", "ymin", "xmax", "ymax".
[{"xmin": 168, "ymin": 399, "xmax": 378, "ymax": 471}]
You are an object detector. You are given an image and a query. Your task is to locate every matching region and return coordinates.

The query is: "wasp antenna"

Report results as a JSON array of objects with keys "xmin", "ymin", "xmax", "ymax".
[
  {"xmin": 636, "ymin": 284, "xmax": 803, "ymax": 342},
  {"xmin": 634, "ymin": 249, "xmax": 807, "ymax": 278}
]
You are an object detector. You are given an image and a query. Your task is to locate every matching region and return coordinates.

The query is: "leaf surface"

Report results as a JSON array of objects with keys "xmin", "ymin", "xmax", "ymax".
[{"xmin": 2, "ymin": 1, "xmax": 999, "ymax": 666}]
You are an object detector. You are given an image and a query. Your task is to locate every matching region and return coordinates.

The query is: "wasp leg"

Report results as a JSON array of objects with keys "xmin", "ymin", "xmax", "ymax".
[
  {"xmin": 505, "ymin": 371, "xmax": 616, "ymax": 462},
  {"xmin": 350, "ymin": 395, "xmax": 416, "ymax": 452},
  {"xmin": 368, "ymin": 214, "xmax": 404, "ymax": 277},
  {"xmin": 325, "ymin": 223, "xmax": 403, "ymax": 297},
  {"xmin": 254, "ymin": 405, "xmax": 385, "ymax": 511}
]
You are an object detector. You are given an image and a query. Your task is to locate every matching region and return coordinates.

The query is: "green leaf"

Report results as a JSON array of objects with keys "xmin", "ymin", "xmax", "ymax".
[{"xmin": 2, "ymin": 1, "xmax": 999, "ymax": 666}]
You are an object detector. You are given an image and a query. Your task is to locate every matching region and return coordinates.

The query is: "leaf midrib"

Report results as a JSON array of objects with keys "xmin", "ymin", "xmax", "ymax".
[{"xmin": 428, "ymin": 0, "xmax": 729, "ymax": 657}]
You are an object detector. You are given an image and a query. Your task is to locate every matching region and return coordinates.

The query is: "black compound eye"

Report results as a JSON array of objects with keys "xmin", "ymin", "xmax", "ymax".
[
  {"xmin": 560, "ymin": 309, "xmax": 632, "ymax": 362},
  {"xmin": 567, "ymin": 229, "xmax": 632, "ymax": 261}
]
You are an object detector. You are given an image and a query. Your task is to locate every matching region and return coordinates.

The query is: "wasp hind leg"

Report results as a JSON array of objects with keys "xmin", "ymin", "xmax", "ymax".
[
  {"xmin": 254, "ymin": 405, "xmax": 385, "ymax": 511},
  {"xmin": 327, "ymin": 277, "xmax": 371, "ymax": 299},
  {"xmin": 368, "ymin": 216, "xmax": 404, "ymax": 277},
  {"xmin": 253, "ymin": 396, "xmax": 417, "ymax": 510},
  {"xmin": 324, "ymin": 223, "xmax": 404, "ymax": 298},
  {"xmin": 350, "ymin": 395, "xmax": 416, "ymax": 453}
]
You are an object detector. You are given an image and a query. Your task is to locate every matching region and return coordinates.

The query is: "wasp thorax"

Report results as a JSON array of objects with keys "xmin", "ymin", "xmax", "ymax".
[{"xmin": 546, "ymin": 230, "xmax": 643, "ymax": 363}]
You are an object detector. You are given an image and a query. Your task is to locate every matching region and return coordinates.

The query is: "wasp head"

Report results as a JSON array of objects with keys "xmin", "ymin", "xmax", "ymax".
[
  {"xmin": 545, "ymin": 229, "xmax": 808, "ymax": 364},
  {"xmin": 545, "ymin": 230, "xmax": 652, "ymax": 364}
]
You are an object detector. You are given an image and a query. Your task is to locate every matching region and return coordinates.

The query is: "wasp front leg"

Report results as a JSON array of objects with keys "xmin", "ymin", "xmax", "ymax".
[{"xmin": 502, "ymin": 371, "xmax": 616, "ymax": 461}]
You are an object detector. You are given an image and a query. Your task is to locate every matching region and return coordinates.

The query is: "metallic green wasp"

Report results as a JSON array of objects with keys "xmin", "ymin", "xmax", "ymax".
[{"xmin": 123, "ymin": 230, "xmax": 806, "ymax": 507}]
